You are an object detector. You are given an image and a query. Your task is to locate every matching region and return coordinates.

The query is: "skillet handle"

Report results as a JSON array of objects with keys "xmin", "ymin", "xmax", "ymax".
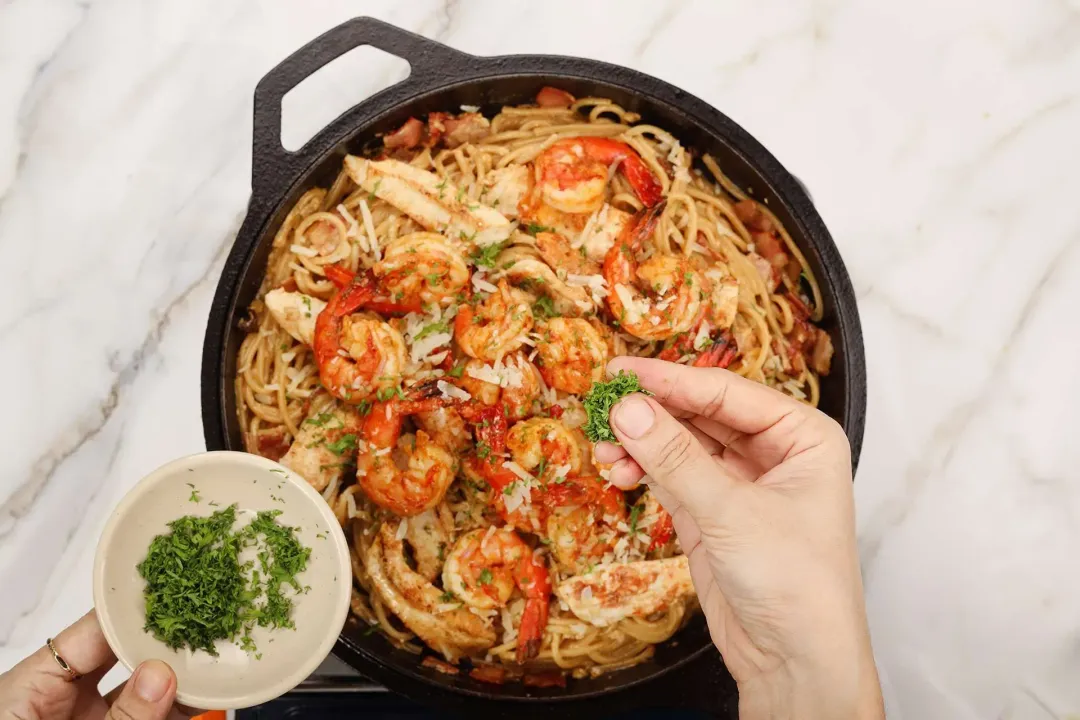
[{"xmin": 251, "ymin": 16, "xmax": 471, "ymax": 197}]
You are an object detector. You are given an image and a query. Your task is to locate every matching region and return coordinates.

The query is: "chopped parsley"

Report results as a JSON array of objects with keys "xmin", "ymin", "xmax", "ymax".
[
  {"xmin": 368, "ymin": 179, "xmax": 382, "ymax": 203},
  {"xmin": 448, "ymin": 364, "xmax": 465, "ymax": 379},
  {"xmin": 470, "ymin": 241, "xmax": 507, "ymax": 268},
  {"xmin": 376, "ymin": 385, "xmax": 406, "ymax": 402},
  {"xmin": 439, "ymin": 590, "xmax": 458, "ymax": 603},
  {"xmin": 477, "ymin": 568, "xmax": 493, "ymax": 586},
  {"xmin": 456, "ymin": 185, "xmax": 467, "ymax": 203},
  {"xmin": 415, "ymin": 321, "xmax": 450, "ymax": 341},
  {"xmin": 136, "ymin": 505, "xmax": 310, "ymax": 656},
  {"xmin": 582, "ymin": 370, "xmax": 653, "ymax": 443},
  {"xmin": 476, "ymin": 441, "xmax": 492, "ymax": 460},
  {"xmin": 629, "ymin": 503, "xmax": 643, "ymax": 534},
  {"xmin": 532, "ymin": 296, "xmax": 557, "ymax": 319},
  {"xmin": 326, "ymin": 434, "xmax": 358, "ymax": 456},
  {"xmin": 525, "ymin": 223, "xmax": 555, "ymax": 236},
  {"xmin": 187, "ymin": 483, "xmax": 201, "ymax": 503},
  {"xmin": 535, "ymin": 457, "xmax": 548, "ymax": 478}
]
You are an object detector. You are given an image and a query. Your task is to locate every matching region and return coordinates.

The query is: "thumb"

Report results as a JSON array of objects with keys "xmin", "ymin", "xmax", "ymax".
[
  {"xmin": 610, "ymin": 394, "xmax": 738, "ymax": 517},
  {"xmin": 107, "ymin": 660, "xmax": 177, "ymax": 720}
]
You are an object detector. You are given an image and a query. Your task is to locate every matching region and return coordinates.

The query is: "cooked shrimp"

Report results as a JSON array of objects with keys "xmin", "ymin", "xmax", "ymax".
[
  {"xmin": 604, "ymin": 202, "xmax": 704, "ymax": 341},
  {"xmin": 533, "ymin": 317, "xmax": 607, "ymax": 394},
  {"xmin": 414, "ymin": 406, "xmax": 471, "ymax": 453},
  {"xmin": 506, "ymin": 418, "xmax": 583, "ymax": 480},
  {"xmin": 356, "ymin": 394, "xmax": 456, "ymax": 517},
  {"xmin": 312, "ymin": 274, "xmax": 413, "ymax": 403},
  {"xmin": 461, "ymin": 455, "xmax": 544, "ymax": 535},
  {"xmin": 344, "ymin": 156, "xmax": 513, "ymax": 248},
  {"xmin": 279, "ymin": 401, "xmax": 363, "ymax": 492},
  {"xmin": 454, "ymin": 280, "xmax": 534, "ymax": 362},
  {"xmin": 403, "ymin": 503, "xmax": 456, "ymax": 582},
  {"xmin": 367, "ymin": 523, "xmax": 496, "ymax": 661},
  {"xmin": 374, "ymin": 232, "xmax": 469, "ymax": 303},
  {"xmin": 265, "ymin": 289, "xmax": 325, "ymax": 346},
  {"xmin": 526, "ymin": 137, "xmax": 663, "ymax": 215},
  {"xmin": 555, "ymin": 556, "xmax": 695, "ymax": 627},
  {"xmin": 544, "ymin": 474, "xmax": 626, "ymax": 575},
  {"xmin": 442, "ymin": 528, "xmax": 552, "ymax": 662},
  {"xmin": 458, "ymin": 352, "xmax": 543, "ymax": 421}
]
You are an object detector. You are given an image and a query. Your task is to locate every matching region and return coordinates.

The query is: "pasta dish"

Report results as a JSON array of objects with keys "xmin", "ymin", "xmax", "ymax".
[{"xmin": 234, "ymin": 87, "xmax": 833, "ymax": 683}]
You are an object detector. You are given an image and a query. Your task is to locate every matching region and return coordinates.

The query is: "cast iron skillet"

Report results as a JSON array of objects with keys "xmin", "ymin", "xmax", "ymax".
[{"xmin": 200, "ymin": 16, "xmax": 866, "ymax": 714}]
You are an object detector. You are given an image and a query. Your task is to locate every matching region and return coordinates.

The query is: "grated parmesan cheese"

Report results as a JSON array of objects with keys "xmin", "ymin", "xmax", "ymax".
[
  {"xmin": 466, "ymin": 359, "xmax": 524, "ymax": 389},
  {"xmin": 290, "ymin": 244, "xmax": 319, "ymax": 258},
  {"xmin": 693, "ymin": 321, "xmax": 712, "ymax": 351},
  {"xmin": 437, "ymin": 380, "xmax": 471, "ymax": 401},
  {"xmin": 471, "ymin": 272, "xmax": 498, "ymax": 294},
  {"xmin": 614, "ymin": 283, "xmax": 649, "ymax": 322},
  {"xmin": 459, "ymin": 104, "xmax": 480, "ymax": 113},
  {"xmin": 395, "ymin": 518, "xmax": 409, "ymax": 540},
  {"xmin": 358, "ymin": 198, "xmax": 380, "ymax": 261},
  {"xmin": 580, "ymin": 586, "xmax": 594, "ymax": 601}
]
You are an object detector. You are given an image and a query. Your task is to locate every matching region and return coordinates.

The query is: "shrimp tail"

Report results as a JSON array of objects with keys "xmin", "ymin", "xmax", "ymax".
[
  {"xmin": 621, "ymin": 153, "xmax": 664, "ymax": 207},
  {"xmin": 324, "ymin": 263, "xmax": 356, "ymax": 289},
  {"xmin": 460, "ymin": 403, "xmax": 508, "ymax": 454},
  {"xmin": 514, "ymin": 555, "xmax": 552, "ymax": 663},
  {"xmin": 625, "ymin": 200, "xmax": 667, "ymax": 249},
  {"xmin": 516, "ymin": 598, "xmax": 548, "ymax": 663},
  {"xmin": 331, "ymin": 269, "xmax": 423, "ymax": 317},
  {"xmin": 648, "ymin": 508, "xmax": 675, "ymax": 552},
  {"xmin": 692, "ymin": 331, "xmax": 737, "ymax": 369}
]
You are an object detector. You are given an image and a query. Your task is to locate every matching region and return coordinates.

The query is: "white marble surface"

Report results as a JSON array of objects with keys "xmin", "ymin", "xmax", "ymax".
[{"xmin": 2, "ymin": 0, "xmax": 1079, "ymax": 717}]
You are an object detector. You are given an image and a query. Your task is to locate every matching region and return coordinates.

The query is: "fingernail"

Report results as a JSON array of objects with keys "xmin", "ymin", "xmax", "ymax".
[
  {"xmin": 613, "ymin": 396, "xmax": 654, "ymax": 439},
  {"xmin": 134, "ymin": 660, "xmax": 172, "ymax": 702}
]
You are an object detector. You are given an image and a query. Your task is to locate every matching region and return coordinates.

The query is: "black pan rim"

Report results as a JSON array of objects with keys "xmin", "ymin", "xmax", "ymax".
[{"xmin": 201, "ymin": 20, "xmax": 866, "ymax": 706}]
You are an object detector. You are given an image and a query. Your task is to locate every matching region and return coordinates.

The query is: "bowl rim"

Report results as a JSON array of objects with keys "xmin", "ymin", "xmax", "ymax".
[{"xmin": 92, "ymin": 450, "xmax": 352, "ymax": 709}]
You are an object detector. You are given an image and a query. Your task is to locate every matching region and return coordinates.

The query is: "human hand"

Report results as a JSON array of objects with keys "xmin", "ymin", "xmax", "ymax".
[
  {"xmin": 594, "ymin": 357, "xmax": 884, "ymax": 720},
  {"xmin": 0, "ymin": 610, "xmax": 189, "ymax": 720}
]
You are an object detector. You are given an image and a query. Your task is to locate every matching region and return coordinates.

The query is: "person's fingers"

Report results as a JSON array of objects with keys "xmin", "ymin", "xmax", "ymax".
[
  {"xmin": 608, "ymin": 419, "xmax": 725, "ymax": 489},
  {"xmin": 687, "ymin": 416, "xmax": 764, "ymax": 482},
  {"xmin": 19, "ymin": 610, "xmax": 116, "ymax": 683},
  {"xmin": 593, "ymin": 441, "xmax": 628, "ymax": 465},
  {"xmin": 104, "ymin": 682, "xmax": 203, "ymax": 720},
  {"xmin": 608, "ymin": 456, "xmax": 646, "ymax": 489},
  {"xmin": 105, "ymin": 660, "xmax": 177, "ymax": 720},
  {"xmin": 608, "ymin": 357, "xmax": 830, "ymax": 468},
  {"xmin": 609, "ymin": 394, "xmax": 739, "ymax": 518}
]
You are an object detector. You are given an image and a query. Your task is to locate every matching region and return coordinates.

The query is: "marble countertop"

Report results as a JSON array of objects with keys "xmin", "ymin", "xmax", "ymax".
[{"xmin": 2, "ymin": 0, "xmax": 1078, "ymax": 717}]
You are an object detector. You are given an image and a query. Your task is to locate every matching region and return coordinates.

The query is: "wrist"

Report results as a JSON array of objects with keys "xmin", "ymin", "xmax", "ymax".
[{"xmin": 737, "ymin": 645, "xmax": 884, "ymax": 720}]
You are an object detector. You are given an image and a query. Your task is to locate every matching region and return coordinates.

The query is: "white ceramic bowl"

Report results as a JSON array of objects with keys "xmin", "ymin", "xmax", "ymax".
[{"xmin": 93, "ymin": 451, "xmax": 351, "ymax": 709}]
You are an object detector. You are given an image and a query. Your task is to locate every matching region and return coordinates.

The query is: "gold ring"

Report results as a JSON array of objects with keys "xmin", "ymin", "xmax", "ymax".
[{"xmin": 46, "ymin": 638, "xmax": 81, "ymax": 681}]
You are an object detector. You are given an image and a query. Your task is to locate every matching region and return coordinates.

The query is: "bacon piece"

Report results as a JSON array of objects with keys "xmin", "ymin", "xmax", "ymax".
[
  {"xmin": 383, "ymin": 117, "xmax": 423, "ymax": 149},
  {"xmin": 536, "ymin": 86, "xmax": 575, "ymax": 108}
]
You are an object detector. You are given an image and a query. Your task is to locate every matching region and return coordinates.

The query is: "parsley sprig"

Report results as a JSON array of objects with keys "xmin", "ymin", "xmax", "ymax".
[{"xmin": 582, "ymin": 370, "xmax": 653, "ymax": 443}]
